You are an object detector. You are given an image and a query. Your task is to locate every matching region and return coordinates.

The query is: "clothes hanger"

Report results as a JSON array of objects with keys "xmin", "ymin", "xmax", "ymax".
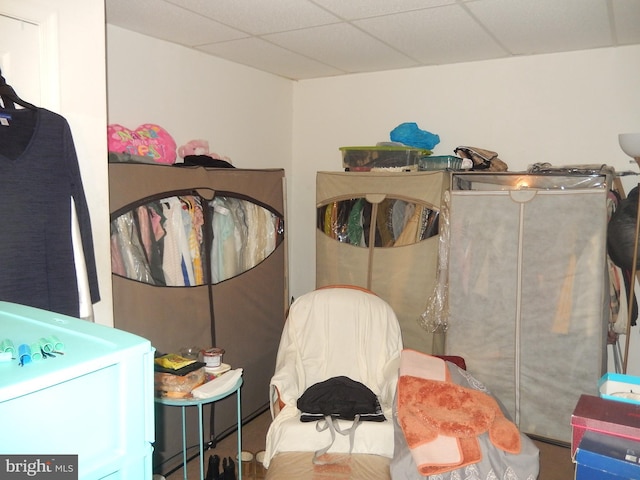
[{"xmin": 0, "ymin": 68, "xmax": 37, "ymax": 110}]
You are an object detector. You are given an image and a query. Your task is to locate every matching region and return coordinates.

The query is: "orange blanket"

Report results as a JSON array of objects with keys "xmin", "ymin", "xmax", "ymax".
[{"xmin": 397, "ymin": 350, "xmax": 521, "ymax": 476}]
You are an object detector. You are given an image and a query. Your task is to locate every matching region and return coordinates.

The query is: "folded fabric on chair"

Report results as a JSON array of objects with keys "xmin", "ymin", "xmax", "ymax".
[
  {"xmin": 397, "ymin": 350, "xmax": 521, "ymax": 476},
  {"xmin": 297, "ymin": 375, "xmax": 387, "ymax": 465},
  {"xmin": 298, "ymin": 376, "xmax": 385, "ymax": 422}
]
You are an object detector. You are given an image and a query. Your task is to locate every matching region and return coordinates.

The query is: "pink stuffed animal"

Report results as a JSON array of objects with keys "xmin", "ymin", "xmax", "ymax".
[
  {"xmin": 108, "ymin": 123, "xmax": 177, "ymax": 164},
  {"xmin": 177, "ymin": 139, "xmax": 230, "ymax": 163}
]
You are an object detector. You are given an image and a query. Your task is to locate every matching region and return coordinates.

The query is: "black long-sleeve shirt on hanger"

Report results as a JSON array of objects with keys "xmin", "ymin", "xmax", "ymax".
[{"xmin": 0, "ymin": 107, "xmax": 100, "ymax": 317}]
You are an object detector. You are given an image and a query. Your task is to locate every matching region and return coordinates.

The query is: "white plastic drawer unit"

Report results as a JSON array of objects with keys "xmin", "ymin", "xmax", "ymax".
[{"xmin": 0, "ymin": 301, "xmax": 155, "ymax": 480}]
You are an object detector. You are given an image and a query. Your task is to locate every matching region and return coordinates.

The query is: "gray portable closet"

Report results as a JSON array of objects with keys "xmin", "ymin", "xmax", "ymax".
[
  {"xmin": 315, "ymin": 170, "xmax": 449, "ymax": 353},
  {"xmin": 445, "ymin": 172, "xmax": 609, "ymax": 444},
  {"xmin": 109, "ymin": 163, "xmax": 287, "ymax": 474}
]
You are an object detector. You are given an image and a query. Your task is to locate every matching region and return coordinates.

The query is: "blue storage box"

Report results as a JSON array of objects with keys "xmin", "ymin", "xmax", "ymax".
[
  {"xmin": 599, "ymin": 373, "xmax": 640, "ymax": 405},
  {"xmin": 575, "ymin": 431, "xmax": 640, "ymax": 479}
]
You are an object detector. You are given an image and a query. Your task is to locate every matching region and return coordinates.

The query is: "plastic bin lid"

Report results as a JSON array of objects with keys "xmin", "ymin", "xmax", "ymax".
[{"xmin": 340, "ymin": 145, "xmax": 431, "ymax": 154}]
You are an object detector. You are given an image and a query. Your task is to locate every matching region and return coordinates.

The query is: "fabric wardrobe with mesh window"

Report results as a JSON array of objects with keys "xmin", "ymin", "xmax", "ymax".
[
  {"xmin": 315, "ymin": 170, "xmax": 449, "ymax": 354},
  {"xmin": 109, "ymin": 163, "xmax": 287, "ymax": 475}
]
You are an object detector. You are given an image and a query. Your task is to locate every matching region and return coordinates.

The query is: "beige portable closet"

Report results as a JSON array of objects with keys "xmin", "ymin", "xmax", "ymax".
[
  {"xmin": 316, "ymin": 170, "xmax": 449, "ymax": 353},
  {"xmin": 109, "ymin": 163, "xmax": 287, "ymax": 473},
  {"xmin": 445, "ymin": 172, "xmax": 609, "ymax": 444}
]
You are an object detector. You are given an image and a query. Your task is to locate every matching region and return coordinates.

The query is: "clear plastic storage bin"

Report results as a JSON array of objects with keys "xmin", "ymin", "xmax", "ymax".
[{"xmin": 340, "ymin": 146, "xmax": 430, "ymax": 170}]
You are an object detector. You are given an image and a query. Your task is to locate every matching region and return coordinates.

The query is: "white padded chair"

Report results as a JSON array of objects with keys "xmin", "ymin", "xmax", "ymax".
[{"xmin": 264, "ymin": 286, "xmax": 403, "ymax": 469}]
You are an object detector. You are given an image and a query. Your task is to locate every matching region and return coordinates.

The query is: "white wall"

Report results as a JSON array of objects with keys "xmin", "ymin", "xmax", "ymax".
[
  {"xmin": 291, "ymin": 45, "xmax": 640, "ymax": 373},
  {"xmin": 106, "ymin": 25, "xmax": 293, "ymax": 172},
  {"xmin": 57, "ymin": 0, "xmax": 110, "ymax": 325}
]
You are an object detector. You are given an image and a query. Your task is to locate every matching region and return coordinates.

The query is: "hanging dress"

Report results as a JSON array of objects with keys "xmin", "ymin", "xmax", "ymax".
[{"xmin": 0, "ymin": 107, "xmax": 99, "ymax": 317}]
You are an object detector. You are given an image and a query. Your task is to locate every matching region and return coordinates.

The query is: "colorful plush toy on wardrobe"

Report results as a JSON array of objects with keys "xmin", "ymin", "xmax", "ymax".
[{"xmin": 178, "ymin": 139, "xmax": 231, "ymax": 164}]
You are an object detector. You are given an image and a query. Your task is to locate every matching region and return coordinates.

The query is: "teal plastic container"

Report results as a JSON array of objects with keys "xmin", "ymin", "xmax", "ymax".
[
  {"xmin": 0, "ymin": 301, "xmax": 155, "ymax": 479},
  {"xmin": 418, "ymin": 155, "xmax": 463, "ymax": 171}
]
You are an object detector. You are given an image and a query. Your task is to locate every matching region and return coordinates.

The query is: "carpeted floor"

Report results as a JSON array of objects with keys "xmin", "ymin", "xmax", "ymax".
[{"xmin": 165, "ymin": 410, "xmax": 575, "ymax": 480}]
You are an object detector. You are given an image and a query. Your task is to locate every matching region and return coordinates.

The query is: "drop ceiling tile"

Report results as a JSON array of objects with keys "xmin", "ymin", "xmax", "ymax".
[
  {"xmin": 105, "ymin": 0, "xmax": 640, "ymax": 80},
  {"xmin": 106, "ymin": 0, "xmax": 247, "ymax": 46},
  {"xmin": 311, "ymin": 0, "xmax": 456, "ymax": 20},
  {"xmin": 467, "ymin": 0, "xmax": 613, "ymax": 55},
  {"xmin": 354, "ymin": 4, "xmax": 507, "ymax": 65},
  {"xmin": 197, "ymin": 37, "xmax": 345, "ymax": 80},
  {"xmin": 612, "ymin": 0, "xmax": 640, "ymax": 45},
  {"xmin": 167, "ymin": 0, "xmax": 341, "ymax": 35},
  {"xmin": 265, "ymin": 23, "xmax": 420, "ymax": 73}
]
